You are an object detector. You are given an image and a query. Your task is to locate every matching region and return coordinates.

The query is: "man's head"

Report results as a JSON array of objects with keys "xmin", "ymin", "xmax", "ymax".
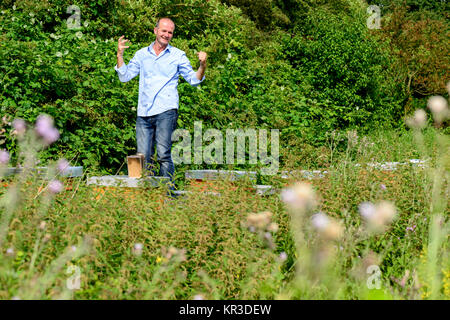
[{"xmin": 154, "ymin": 18, "xmax": 175, "ymax": 48}]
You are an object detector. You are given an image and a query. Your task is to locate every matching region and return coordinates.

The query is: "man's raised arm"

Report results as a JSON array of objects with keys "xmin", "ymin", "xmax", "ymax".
[
  {"xmin": 114, "ymin": 36, "xmax": 140, "ymax": 83},
  {"xmin": 196, "ymin": 51, "xmax": 207, "ymax": 81},
  {"xmin": 117, "ymin": 35, "xmax": 130, "ymax": 68}
]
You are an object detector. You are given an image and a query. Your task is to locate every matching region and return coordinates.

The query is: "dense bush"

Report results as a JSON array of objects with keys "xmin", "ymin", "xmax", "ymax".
[
  {"xmin": 281, "ymin": 8, "xmax": 405, "ymax": 140},
  {"xmin": 0, "ymin": 0, "xmax": 446, "ymax": 173},
  {"xmin": 377, "ymin": 2, "xmax": 449, "ymax": 101}
]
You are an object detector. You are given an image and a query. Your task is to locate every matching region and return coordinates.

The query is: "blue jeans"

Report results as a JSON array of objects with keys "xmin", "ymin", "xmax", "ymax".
[{"xmin": 136, "ymin": 109, "xmax": 178, "ymax": 185}]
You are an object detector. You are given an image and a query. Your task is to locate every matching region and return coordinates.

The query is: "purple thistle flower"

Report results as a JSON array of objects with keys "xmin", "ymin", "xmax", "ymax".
[
  {"xmin": 48, "ymin": 179, "xmax": 63, "ymax": 194},
  {"xmin": 0, "ymin": 149, "xmax": 10, "ymax": 165},
  {"xmin": 279, "ymin": 252, "xmax": 288, "ymax": 261},
  {"xmin": 57, "ymin": 158, "xmax": 70, "ymax": 174},
  {"xmin": 35, "ymin": 115, "xmax": 53, "ymax": 135},
  {"xmin": 358, "ymin": 202, "xmax": 376, "ymax": 220},
  {"xmin": 35, "ymin": 115, "xmax": 60, "ymax": 144},
  {"xmin": 12, "ymin": 118, "xmax": 26, "ymax": 135}
]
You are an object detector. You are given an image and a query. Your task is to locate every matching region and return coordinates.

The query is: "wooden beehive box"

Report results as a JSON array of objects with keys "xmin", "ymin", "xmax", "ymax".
[{"xmin": 127, "ymin": 154, "xmax": 145, "ymax": 178}]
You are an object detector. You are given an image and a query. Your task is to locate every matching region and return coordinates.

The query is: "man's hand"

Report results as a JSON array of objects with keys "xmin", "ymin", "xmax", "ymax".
[
  {"xmin": 196, "ymin": 51, "xmax": 207, "ymax": 81},
  {"xmin": 197, "ymin": 51, "xmax": 207, "ymax": 66},
  {"xmin": 117, "ymin": 35, "xmax": 130, "ymax": 56},
  {"xmin": 117, "ymin": 36, "xmax": 130, "ymax": 68}
]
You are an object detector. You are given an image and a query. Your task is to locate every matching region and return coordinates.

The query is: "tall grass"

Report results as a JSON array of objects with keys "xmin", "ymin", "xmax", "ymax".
[{"xmin": 0, "ymin": 95, "xmax": 448, "ymax": 299}]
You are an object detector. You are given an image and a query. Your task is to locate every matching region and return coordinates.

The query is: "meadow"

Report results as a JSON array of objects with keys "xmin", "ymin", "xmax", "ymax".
[{"xmin": 0, "ymin": 117, "xmax": 448, "ymax": 300}]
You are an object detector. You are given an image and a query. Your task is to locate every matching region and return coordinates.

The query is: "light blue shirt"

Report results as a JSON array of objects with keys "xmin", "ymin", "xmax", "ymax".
[{"xmin": 114, "ymin": 42, "xmax": 204, "ymax": 117}]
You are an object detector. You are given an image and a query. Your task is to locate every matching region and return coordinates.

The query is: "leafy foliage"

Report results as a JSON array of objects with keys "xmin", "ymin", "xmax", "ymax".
[{"xmin": 0, "ymin": 0, "xmax": 447, "ymax": 173}]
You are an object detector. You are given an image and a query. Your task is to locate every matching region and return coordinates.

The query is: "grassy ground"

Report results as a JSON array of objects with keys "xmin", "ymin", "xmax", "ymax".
[{"xmin": 0, "ymin": 127, "xmax": 448, "ymax": 299}]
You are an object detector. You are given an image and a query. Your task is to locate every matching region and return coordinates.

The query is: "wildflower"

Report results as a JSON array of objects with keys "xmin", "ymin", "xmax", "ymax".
[
  {"xmin": 193, "ymin": 294, "xmax": 205, "ymax": 300},
  {"xmin": 0, "ymin": 149, "xmax": 10, "ymax": 165},
  {"xmin": 406, "ymin": 109, "xmax": 427, "ymax": 129},
  {"xmin": 35, "ymin": 114, "xmax": 60, "ymax": 144},
  {"xmin": 163, "ymin": 246, "xmax": 187, "ymax": 262},
  {"xmin": 359, "ymin": 201, "xmax": 397, "ymax": 231},
  {"xmin": 380, "ymin": 184, "xmax": 386, "ymax": 190},
  {"xmin": 281, "ymin": 182, "xmax": 316, "ymax": 211},
  {"xmin": 246, "ymin": 211, "xmax": 272, "ymax": 231},
  {"xmin": 57, "ymin": 158, "xmax": 70, "ymax": 174},
  {"xmin": 39, "ymin": 221, "xmax": 47, "ymax": 230},
  {"xmin": 48, "ymin": 180, "xmax": 63, "ymax": 194},
  {"xmin": 376, "ymin": 201, "xmax": 396, "ymax": 224},
  {"xmin": 311, "ymin": 212, "xmax": 343, "ymax": 240},
  {"xmin": 279, "ymin": 252, "xmax": 288, "ymax": 262},
  {"xmin": 427, "ymin": 95, "xmax": 449, "ymax": 124},
  {"xmin": 6, "ymin": 247, "xmax": 14, "ymax": 256},
  {"xmin": 12, "ymin": 118, "xmax": 26, "ymax": 136},
  {"xmin": 358, "ymin": 202, "xmax": 376, "ymax": 220},
  {"xmin": 132, "ymin": 243, "xmax": 143, "ymax": 256},
  {"xmin": 267, "ymin": 222, "xmax": 279, "ymax": 233},
  {"xmin": 406, "ymin": 225, "xmax": 416, "ymax": 232},
  {"xmin": 70, "ymin": 245, "xmax": 77, "ymax": 253},
  {"xmin": 75, "ymin": 31, "xmax": 83, "ymax": 39}
]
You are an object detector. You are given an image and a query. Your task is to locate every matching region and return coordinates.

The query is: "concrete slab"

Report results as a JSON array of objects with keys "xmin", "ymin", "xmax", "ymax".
[
  {"xmin": 61, "ymin": 166, "xmax": 84, "ymax": 178},
  {"xmin": 2, "ymin": 166, "xmax": 83, "ymax": 178},
  {"xmin": 86, "ymin": 175, "xmax": 170, "ymax": 188},
  {"xmin": 255, "ymin": 185, "xmax": 276, "ymax": 196},
  {"xmin": 185, "ymin": 170, "xmax": 257, "ymax": 182},
  {"xmin": 172, "ymin": 190, "xmax": 221, "ymax": 197},
  {"xmin": 280, "ymin": 170, "xmax": 327, "ymax": 179}
]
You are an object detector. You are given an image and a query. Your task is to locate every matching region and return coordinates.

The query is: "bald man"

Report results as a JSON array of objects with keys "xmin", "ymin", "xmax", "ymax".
[{"xmin": 115, "ymin": 18, "xmax": 207, "ymax": 193}]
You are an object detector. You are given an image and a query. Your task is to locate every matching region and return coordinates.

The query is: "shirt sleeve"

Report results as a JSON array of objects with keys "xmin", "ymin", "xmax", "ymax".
[
  {"xmin": 114, "ymin": 53, "xmax": 140, "ymax": 83},
  {"xmin": 178, "ymin": 53, "xmax": 204, "ymax": 86}
]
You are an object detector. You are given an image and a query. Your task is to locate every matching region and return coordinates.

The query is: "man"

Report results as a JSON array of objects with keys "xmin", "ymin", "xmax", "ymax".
[{"xmin": 115, "ymin": 17, "xmax": 207, "ymax": 191}]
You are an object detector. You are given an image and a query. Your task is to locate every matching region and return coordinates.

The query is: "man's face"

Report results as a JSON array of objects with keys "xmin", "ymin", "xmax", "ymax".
[{"xmin": 154, "ymin": 19, "xmax": 175, "ymax": 47}]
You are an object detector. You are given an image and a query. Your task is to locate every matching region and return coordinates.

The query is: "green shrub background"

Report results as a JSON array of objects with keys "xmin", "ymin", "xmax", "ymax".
[{"xmin": 0, "ymin": 0, "xmax": 448, "ymax": 173}]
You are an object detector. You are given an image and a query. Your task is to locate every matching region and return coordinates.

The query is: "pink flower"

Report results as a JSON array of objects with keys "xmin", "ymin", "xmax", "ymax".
[
  {"xmin": 12, "ymin": 118, "xmax": 26, "ymax": 135},
  {"xmin": 35, "ymin": 115, "xmax": 60, "ymax": 144},
  {"xmin": 48, "ymin": 180, "xmax": 63, "ymax": 194},
  {"xmin": 0, "ymin": 149, "xmax": 10, "ymax": 165},
  {"xmin": 358, "ymin": 202, "xmax": 376, "ymax": 220},
  {"xmin": 57, "ymin": 158, "xmax": 70, "ymax": 174}
]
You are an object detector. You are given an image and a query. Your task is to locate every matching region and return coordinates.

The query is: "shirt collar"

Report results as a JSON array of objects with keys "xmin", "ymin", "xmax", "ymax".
[{"xmin": 149, "ymin": 42, "xmax": 172, "ymax": 56}]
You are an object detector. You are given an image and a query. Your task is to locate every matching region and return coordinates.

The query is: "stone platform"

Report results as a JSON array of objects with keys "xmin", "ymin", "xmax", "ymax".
[
  {"xmin": 2, "ymin": 166, "xmax": 83, "ymax": 178},
  {"xmin": 86, "ymin": 175, "xmax": 169, "ymax": 188}
]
